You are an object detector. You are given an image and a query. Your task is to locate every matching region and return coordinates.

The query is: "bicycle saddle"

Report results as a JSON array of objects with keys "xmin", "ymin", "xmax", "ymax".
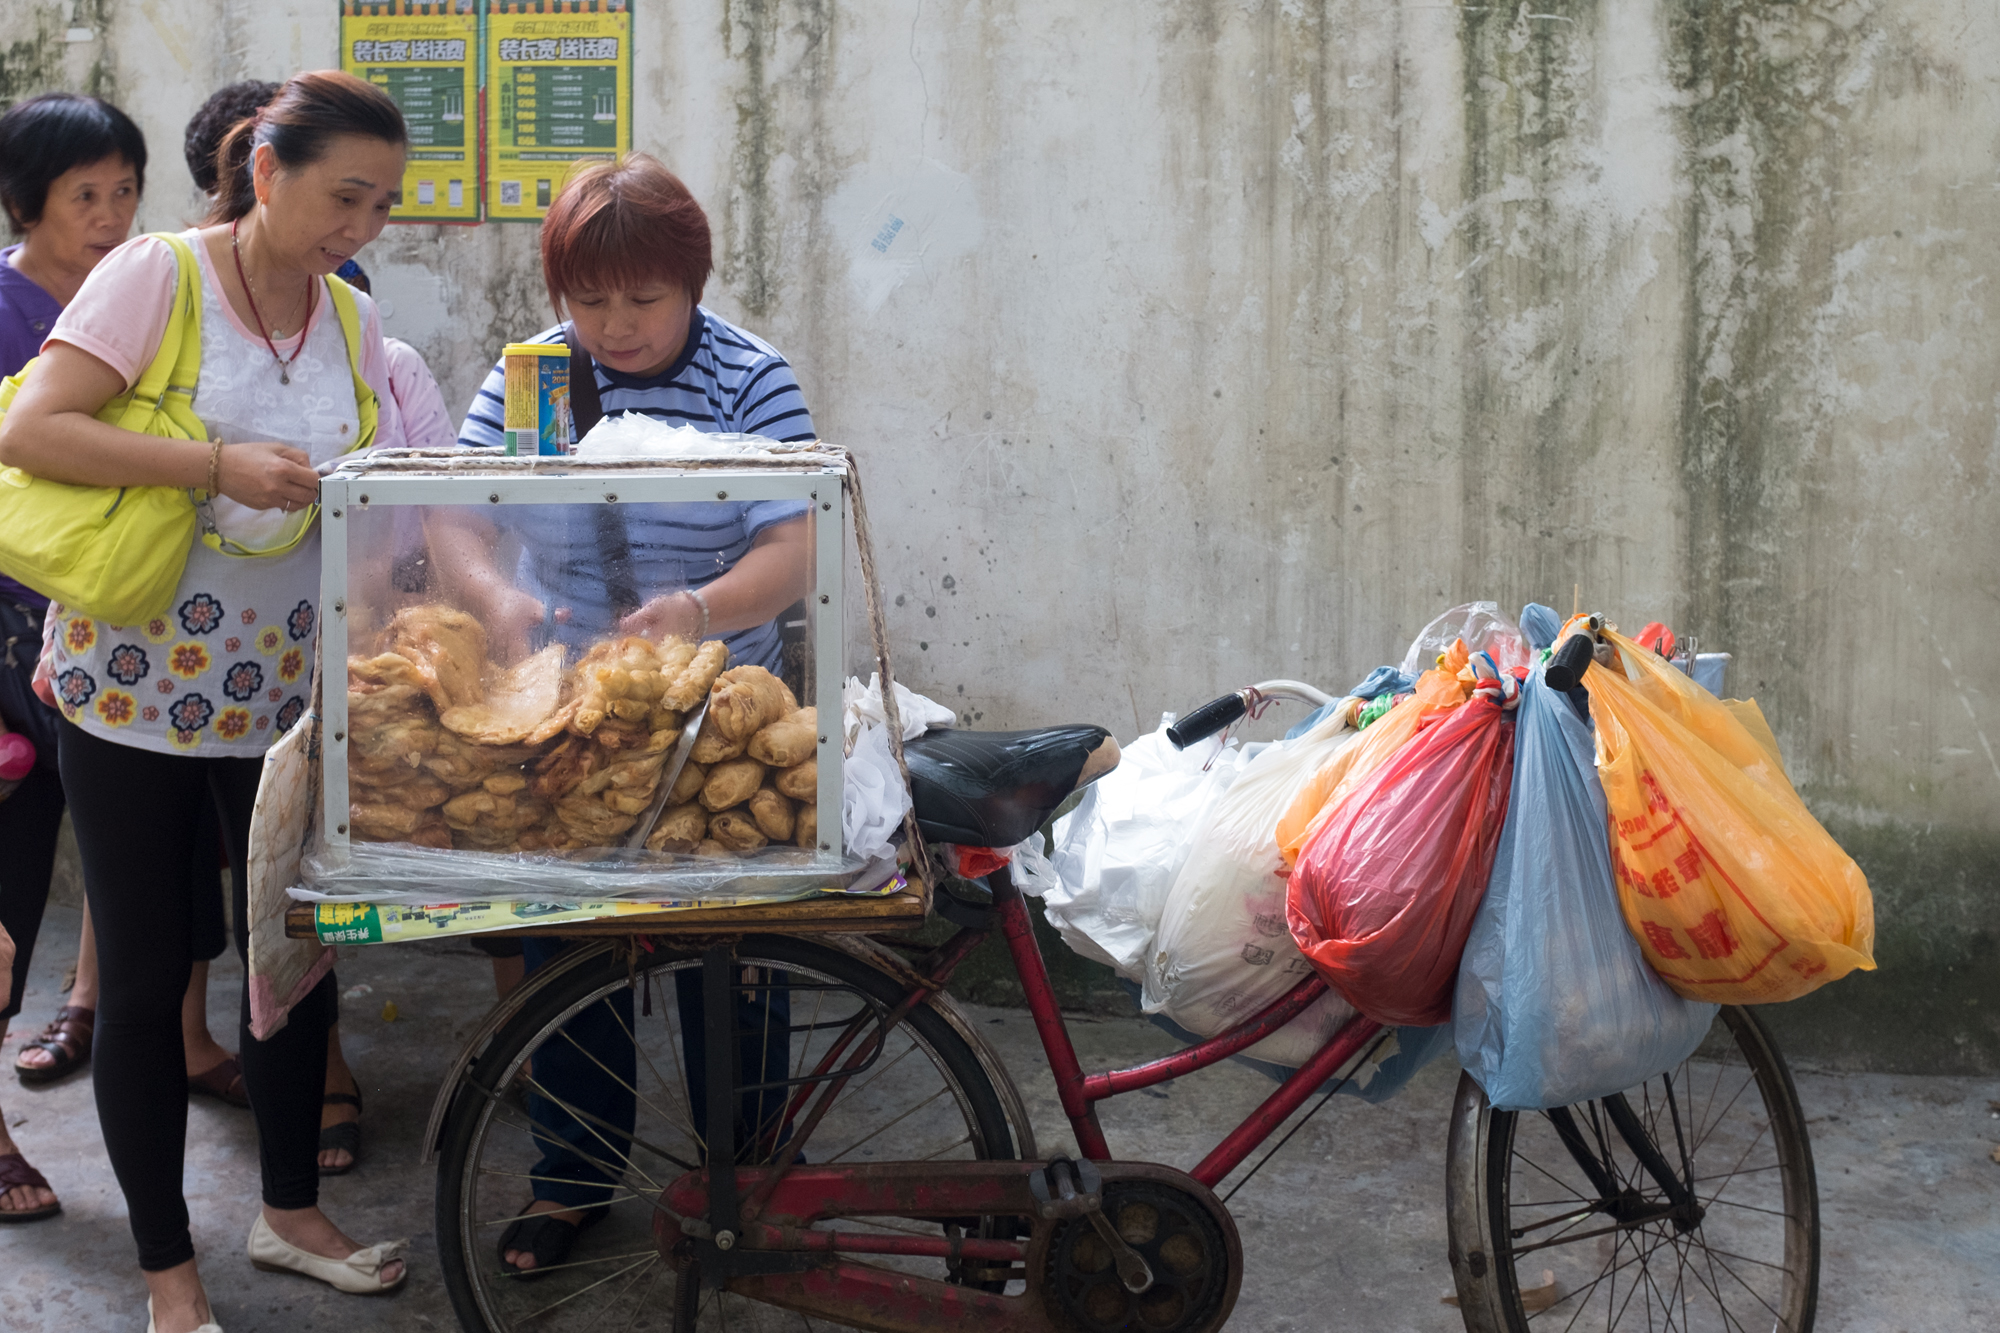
[{"xmin": 904, "ymin": 725, "xmax": 1119, "ymax": 848}]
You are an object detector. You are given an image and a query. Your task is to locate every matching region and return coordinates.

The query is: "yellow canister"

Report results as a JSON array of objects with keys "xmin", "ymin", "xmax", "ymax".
[{"xmin": 501, "ymin": 342, "xmax": 573, "ymax": 456}]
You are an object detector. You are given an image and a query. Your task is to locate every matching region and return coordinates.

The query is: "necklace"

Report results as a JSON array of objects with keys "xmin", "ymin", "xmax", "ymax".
[{"xmin": 230, "ymin": 217, "xmax": 315, "ymax": 385}]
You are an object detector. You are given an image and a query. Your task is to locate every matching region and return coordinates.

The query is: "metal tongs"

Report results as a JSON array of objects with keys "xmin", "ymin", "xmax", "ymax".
[{"xmin": 625, "ymin": 699, "xmax": 709, "ymax": 850}]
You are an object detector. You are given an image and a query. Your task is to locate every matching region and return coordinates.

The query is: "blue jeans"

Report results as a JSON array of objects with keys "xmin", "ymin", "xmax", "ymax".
[{"xmin": 520, "ymin": 937, "xmax": 795, "ymax": 1210}]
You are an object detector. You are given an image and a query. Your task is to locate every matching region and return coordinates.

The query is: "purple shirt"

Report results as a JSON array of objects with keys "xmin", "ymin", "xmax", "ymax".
[{"xmin": 0, "ymin": 244, "xmax": 64, "ymax": 609}]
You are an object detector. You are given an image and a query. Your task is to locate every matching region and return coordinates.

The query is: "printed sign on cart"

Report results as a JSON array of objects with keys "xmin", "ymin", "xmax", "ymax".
[
  {"xmin": 486, "ymin": 0, "xmax": 633, "ymax": 221},
  {"xmin": 339, "ymin": 1, "xmax": 481, "ymax": 223}
]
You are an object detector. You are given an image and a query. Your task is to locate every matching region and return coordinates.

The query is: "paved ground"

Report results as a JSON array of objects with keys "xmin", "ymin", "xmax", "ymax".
[{"xmin": 2, "ymin": 900, "xmax": 1994, "ymax": 1332}]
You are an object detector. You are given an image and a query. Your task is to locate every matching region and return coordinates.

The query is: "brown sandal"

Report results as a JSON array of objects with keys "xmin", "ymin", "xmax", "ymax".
[
  {"xmin": 188, "ymin": 1054, "xmax": 251, "ymax": 1108},
  {"xmin": 0, "ymin": 1152, "xmax": 61, "ymax": 1223},
  {"xmin": 15, "ymin": 1005, "xmax": 93, "ymax": 1086}
]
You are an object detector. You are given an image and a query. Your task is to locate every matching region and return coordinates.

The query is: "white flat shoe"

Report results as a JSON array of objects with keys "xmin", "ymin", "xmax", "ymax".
[
  {"xmin": 146, "ymin": 1296, "xmax": 223, "ymax": 1333},
  {"xmin": 246, "ymin": 1212, "xmax": 407, "ymax": 1294}
]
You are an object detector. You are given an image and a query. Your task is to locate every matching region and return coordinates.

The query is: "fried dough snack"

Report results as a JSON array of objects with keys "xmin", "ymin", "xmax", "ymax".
[
  {"xmin": 708, "ymin": 809, "xmax": 769, "ymax": 853},
  {"xmin": 662, "ymin": 639, "xmax": 729, "ymax": 711},
  {"xmin": 379, "ymin": 605, "xmax": 487, "ymax": 710},
  {"xmin": 349, "ymin": 713, "xmax": 440, "ymax": 779},
  {"xmin": 668, "ymin": 760, "xmax": 707, "ymax": 806},
  {"xmin": 690, "ymin": 710, "xmax": 745, "ymax": 764},
  {"xmin": 747, "ymin": 785, "xmax": 795, "ymax": 841},
  {"xmin": 748, "ymin": 707, "xmax": 817, "ymax": 767},
  {"xmin": 710, "ymin": 666, "xmax": 794, "ymax": 743},
  {"xmin": 795, "ymin": 802, "xmax": 818, "ymax": 850},
  {"xmin": 645, "ymin": 803, "xmax": 711, "ymax": 854},
  {"xmin": 701, "ymin": 757, "xmax": 766, "ymax": 811},
  {"xmin": 440, "ymin": 643, "xmax": 571, "ymax": 746},
  {"xmin": 695, "ymin": 838, "xmax": 730, "ymax": 858},
  {"xmin": 775, "ymin": 759, "xmax": 816, "ymax": 801}
]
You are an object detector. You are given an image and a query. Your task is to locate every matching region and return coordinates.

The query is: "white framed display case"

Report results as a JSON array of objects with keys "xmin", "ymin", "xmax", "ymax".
[{"xmin": 310, "ymin": 448, "xmax": 850, "ymax": 899}]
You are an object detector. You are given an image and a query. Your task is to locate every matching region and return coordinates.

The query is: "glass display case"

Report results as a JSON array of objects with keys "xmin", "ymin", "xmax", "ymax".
[{"xmin": 304, "ymin": 448, "xmax": 852, "ymax": 901}]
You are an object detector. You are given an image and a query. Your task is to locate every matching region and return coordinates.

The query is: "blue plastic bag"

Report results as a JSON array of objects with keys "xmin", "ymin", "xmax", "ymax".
[{"xmin": 1452, "ymin": 659, "xmax": 1718, "ymax": 1111}]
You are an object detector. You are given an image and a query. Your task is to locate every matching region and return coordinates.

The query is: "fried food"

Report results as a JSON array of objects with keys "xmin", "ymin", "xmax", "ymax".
[
  {"xmin": 352, "ymin": 774, "xmax": 451, "ymax": 810},
  {"xmin": 748, "ymin": 707, "xmax": 817, "ymax": 767},
  {"xmin": 795, "ymin": 802, "xmax": 818, "ymax": 850},
  {"xmin": 774, "ymin": 758, "xmax": 816, "ymax": 801},
  {"xmin": 663, "ymin": 639, "xmax": 729, "ymax": 711},
  {"xmin": 695, "ymin": 838, "xmax": 730, "ymax": 858},
  {"xmin": 645, "ymin": 803, "xmax": 710, "ymax": 853},
  {"xmin": 350, "ymin": 798, "xmax": 434, "ymax": 838},
  {"xmin": 529, "ymin": 737, "xmax": 599, "ymax": 800},
  {"xmin": 349, "ymin": 713, "xmax": 440, "ymax": 777},
  {"xmin": 700, "ymin": 756, "xmax": 766, "ymax": 811},
  {"xmin": 554, "ymin": 792, "xmax": 638, "ymax": 843},
  {"xmin": 668, "ymin": 759, "xmax": 707, "ymax": 806},
  {"xmin": 379, "ymin": 604, "xmax": 487, "ymax": 710},
  {"xmin": 690, "ymin": 710, "xmax": 745, "ymax": 764},
  {"xmin": 748, "ymin": 785, "xmax": 795, "ymax": 841},
  {"xmin": 440, "ymin": 643, "xmax": 570, "ymax": 746},
  {"xmin": 708, "ymin": 809, "xmax": 769, "ymax": 853},
  {"xmin": 710, "ymin": 665, "xmax": 793, "ymax": 743}
]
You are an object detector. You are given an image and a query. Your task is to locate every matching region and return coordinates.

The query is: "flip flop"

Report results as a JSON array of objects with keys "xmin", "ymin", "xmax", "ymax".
[
  {"xmin": 496, "ymin": 1203, "xmax": 610, "ymax": 1280},
  {"xmin": 15, "ymin": 1006, "xmax": 93, "ymax": 1086},
  {"xmin": 319, "ymin": 1089, "xmax": 363, "ymax": 1177},
  {"xmin": 0, "ymin": 1152, "xmax": 61, "ymax": 1223},
  {"xmin": 188, "ymin": 1055, "xmax": 251, "ymax": 1109}
]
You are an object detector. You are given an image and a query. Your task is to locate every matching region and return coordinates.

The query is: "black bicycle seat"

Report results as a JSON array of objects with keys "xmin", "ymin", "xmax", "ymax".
[{"xmin": 904, "ymin": 725, "xmax": 1118, "ymax": 848}]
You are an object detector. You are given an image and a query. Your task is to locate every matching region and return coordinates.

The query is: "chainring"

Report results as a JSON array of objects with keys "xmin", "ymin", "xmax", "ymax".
[{"xmin": 1043, "ymin": 1179, "xmax": 1236, "ymax": 1333}]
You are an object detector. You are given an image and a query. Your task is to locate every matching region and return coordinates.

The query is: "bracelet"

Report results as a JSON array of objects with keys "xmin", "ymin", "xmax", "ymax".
[
  {"xmin": 685, "ymin": 587, "xmax": 710, "ymax": 640},
  {"xmin": 205, "ymin": 440, "xmax": 222, "ymax": 498}
]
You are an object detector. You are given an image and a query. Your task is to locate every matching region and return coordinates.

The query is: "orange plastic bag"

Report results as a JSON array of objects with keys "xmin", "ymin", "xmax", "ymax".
[
  {"xmin": 1276, "ymin": 667, "xmax": 1467, "ymax": 867},
  {"xmin": 1586, "ymin": 627, "xmax": 1874, "ymax": 1003}
]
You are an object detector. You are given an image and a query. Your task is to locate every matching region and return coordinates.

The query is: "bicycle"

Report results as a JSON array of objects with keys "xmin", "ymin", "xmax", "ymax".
[{"xmin": 421, "ymin": 656, "xmax": 1819, "ymax": 1332}]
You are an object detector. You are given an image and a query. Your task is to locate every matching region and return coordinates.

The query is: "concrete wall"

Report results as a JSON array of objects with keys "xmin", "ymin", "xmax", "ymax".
[{"xmin": 5, "ymin": 0, "xmax": 1996, "ymax": 1071}]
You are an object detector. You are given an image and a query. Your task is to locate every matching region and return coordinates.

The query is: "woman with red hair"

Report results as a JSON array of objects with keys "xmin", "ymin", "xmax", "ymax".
[{"xmin": 447, "ymin": 154, "xmax": 814, "ymax": 1279}]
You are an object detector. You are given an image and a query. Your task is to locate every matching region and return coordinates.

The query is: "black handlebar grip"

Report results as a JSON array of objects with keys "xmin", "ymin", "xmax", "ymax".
[
  {"xmin": 1167, "ymin": 692, "xmax": 1248, "ymax": 750},
  {"xmin": 1545, "ymin": 634, "xmax": 1597, "ymax": 692}
]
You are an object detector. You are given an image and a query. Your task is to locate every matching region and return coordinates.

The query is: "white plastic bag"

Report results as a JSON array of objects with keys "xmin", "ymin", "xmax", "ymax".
[
  {"xmin": 1399, "ymin": 601, "xmax": 1529, "ymax": 677},
  {"xmin": 1043, "ymin": 720, "xmax": 1247, "ymax": 980},
  {"xmin": 842, "ymin": 722, "xmax": 912, "ymax": 862},
  {"xmin": 1143, "ymin": 707, "xmax": 1363, "ymax": 1066},
  {"xmin": 842, "ymin": 673, "xmax": 957, "ymax": 750}
]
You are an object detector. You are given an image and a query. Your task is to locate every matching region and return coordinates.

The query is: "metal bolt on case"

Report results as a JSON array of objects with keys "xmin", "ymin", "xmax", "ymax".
[
  {"xmin": 716, "ymin": 490, "xmax": 728, "ymax": 500},
  {"xmin": 358, "ymin": 494, "xmax": 369, "ymax": 504},
  {"xmin": 605, "ymin": 493, "xmax": 618, "ymax": 503},
  {"xmin": 333, "ymin": 732, "xmax": 344, "ymax": 742},
  {"xmin": 330, "ymin": 509, "xmax": 342, "ymax": 519},
  {"xmin": 819, "ymin": 594, "xmax": 830, "ymax": 604},
  {"xmin": 333, "ymin": 600, "xmax": 346, "ymax": 614},
  {"xmin": 337, "ymin": 823, "xmax": 348, "ymax": 835},
  {"xmin": 489, "ymin": 493, "xmax": 501, "ymax": 503},
  {"xmin": 821, "ymin": 501, "xmax": 832, "ymax": 511}
]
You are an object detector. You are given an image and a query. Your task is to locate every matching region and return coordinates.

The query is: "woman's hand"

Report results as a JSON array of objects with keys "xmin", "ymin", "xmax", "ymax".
[
  {"xmin": 485, "ymin": 587, "xmax": 549, "ymax": 664},
  {"xmin": 216, "ymin": 441, "xmax": 320, "ymax": 512},
  {"xmin": 620, "ymin": 590, "xmax": 701, "ymax": 643}
]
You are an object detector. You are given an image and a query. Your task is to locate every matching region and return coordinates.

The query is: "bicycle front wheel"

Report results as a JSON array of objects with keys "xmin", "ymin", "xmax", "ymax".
[
  {"xmin": 434, "ymin": 934, "xmax": 1021, "ymax": 1333},
  {"xmin": 1446, "ymin": 1005, "xmax": 1819, "ymax": 1332}
]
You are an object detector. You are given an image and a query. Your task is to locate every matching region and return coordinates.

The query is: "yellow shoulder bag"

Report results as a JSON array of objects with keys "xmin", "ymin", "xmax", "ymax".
[{"xmin": 0, "ymin": 232, "xmax": 377, "ymax": 625}]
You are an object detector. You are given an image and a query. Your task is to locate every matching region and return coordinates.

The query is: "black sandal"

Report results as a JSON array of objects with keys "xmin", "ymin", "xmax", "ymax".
[
  {"xmin": 319, "ymin": 1089, "xmax": 363, "ymax": 1177},
  {"xmin": 497, "ymin": 1203, "xmax": 610, "ymax": 1280}
]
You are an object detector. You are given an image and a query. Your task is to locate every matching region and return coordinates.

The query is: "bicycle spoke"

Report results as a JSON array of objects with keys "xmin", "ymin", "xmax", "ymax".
[
  {"xmin": 547, "ymin": 1026, "xmax": 688, "ymax": 1177},
  {"xmin": 620, "ymin": 1266, "xmax": 665, "ymax": 1332},
  {"xmin": 475, "ymin": 1187, "xmax": 644, "ymax": 1226},
  {"xmin": 484, "ymin": 1248, "xmax": 663, "ymax": 1280},
  {"xmin": 822, "ymin": 1086, "xmax": 950, "ymax": 1164},
  {"xmin": 607, "ymin": 979, "xmax": 705, "ymax": 1149},
  {"xmin": 520, "ymin": 1068, "xmax": 666, "ymax": 1190},
  {"xmin": 521, "ymin": 1255, "xmax": 658, "ymax": 1322}
]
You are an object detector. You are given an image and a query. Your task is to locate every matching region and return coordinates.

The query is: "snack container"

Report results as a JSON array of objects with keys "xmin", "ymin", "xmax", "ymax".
[
  {"xmin": 310, "ymin": 445, "xmax": 854, "ymax": 903},
  {"xmin": 501, "ymin": 343, "xmax": 572, "ymax": 456}
]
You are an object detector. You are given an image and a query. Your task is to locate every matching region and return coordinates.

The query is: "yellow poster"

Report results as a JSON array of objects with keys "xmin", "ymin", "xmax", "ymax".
[
  {"xmin": 486, "ymin": 0, "xmax": 633, "ymax": 221},
  {"xmin": 340, "ymin": 1, "xmax": 481, "ymax": 223}
]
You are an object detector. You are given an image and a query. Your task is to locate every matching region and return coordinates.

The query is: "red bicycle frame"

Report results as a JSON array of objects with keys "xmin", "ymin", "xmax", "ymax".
[{"xmin": 986, "ymin": 872, "xmax": 1384, "ymax": 1186}]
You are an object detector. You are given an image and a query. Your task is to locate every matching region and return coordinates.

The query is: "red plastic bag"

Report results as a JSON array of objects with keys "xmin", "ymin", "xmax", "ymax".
[{"xmin": 1286, "ymin": 694, "xmax": 1517, "ymax": 1027}]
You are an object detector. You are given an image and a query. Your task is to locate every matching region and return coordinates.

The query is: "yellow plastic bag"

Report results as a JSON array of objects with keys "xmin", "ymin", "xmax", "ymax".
[
  {"xmin": 1586, "ymin": 626, "xmax": 1873, "ymax": 1003},
  {"xmin": 1276, "ymin": 667, "xmax": 1468, "ymax": 866}
]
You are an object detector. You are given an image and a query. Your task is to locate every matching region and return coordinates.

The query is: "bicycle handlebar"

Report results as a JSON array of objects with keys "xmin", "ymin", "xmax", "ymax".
[
  {"xmin": 1544, "ymin": 633, "xmax": 1597, "ymax": 692},
  {"xmin": 1167, "ymin": 691, "xmax": 1248, "ymax": 750}
]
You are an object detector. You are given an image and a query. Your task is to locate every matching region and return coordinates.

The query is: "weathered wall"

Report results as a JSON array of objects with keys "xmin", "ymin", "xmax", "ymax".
[{"xmin": 6, "ymin": 0, "xmax": 1996, "ymax": 1071}]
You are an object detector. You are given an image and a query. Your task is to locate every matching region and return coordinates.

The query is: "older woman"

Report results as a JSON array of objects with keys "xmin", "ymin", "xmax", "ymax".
[
  {"xmin": 0, "ymin": 90, "xmax": 172, "ymax": 1225},
  {"xmin": 0, "ymin": 71, "xmax": 413, "ymax": 1333},
  {"xmin": 446, "ymin": 154, "xmax": 815, "ymax": 1277}
]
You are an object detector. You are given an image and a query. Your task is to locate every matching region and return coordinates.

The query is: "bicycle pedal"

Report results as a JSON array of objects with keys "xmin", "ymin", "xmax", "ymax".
[{"xmin": 1027, "ymin": 1156, "xmax": 1103, "ymax": 1218}]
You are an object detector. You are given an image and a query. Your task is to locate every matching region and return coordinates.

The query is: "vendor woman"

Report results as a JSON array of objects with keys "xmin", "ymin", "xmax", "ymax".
[{"xmin": 445, "ymin": 153, "xmax": 815, "ymax": 1276}]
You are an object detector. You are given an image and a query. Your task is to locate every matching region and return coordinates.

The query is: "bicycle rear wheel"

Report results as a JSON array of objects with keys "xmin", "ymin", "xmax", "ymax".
[
  {"xmin": 1446, "ymin": 1005, "xmax": 1819, "ymax": 1332},
  {"xmin": 434, "ymin": 935, "xmax": 1021, "ymax": 1332}
]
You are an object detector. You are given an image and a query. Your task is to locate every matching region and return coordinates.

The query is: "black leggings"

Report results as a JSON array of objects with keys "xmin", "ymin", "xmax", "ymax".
[{"xmin": 59, "ymin": 717, "xmax": 336, "ymax": 1272}]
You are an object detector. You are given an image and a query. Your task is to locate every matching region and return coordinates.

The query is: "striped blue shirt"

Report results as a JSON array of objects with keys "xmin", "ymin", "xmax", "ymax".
[{"xmin": 458, "ymin": 309, "xmax": 815, "ymax": 670}]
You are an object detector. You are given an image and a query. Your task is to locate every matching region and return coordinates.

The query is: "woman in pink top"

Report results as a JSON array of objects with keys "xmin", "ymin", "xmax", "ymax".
[{"xmin": 0, "ymin": 72, "xmax": 412, "ymax": 1333}]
